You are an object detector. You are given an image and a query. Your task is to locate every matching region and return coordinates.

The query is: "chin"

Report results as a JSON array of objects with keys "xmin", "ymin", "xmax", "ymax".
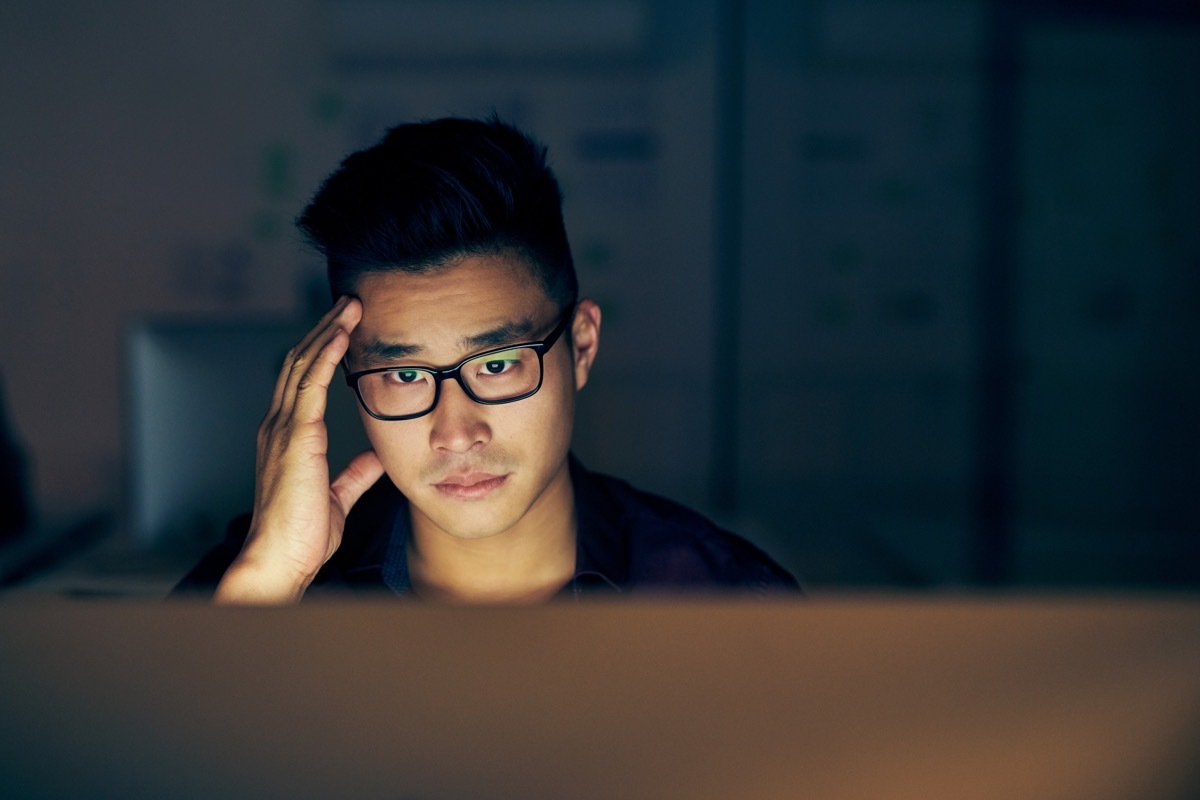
[
  {"xmin": 413, "ymin": 491, "xmax": 526, "ymax": 540},
  {"xmin": 426, "ymin": 508, "xmax": 521, "ymax": 540}
]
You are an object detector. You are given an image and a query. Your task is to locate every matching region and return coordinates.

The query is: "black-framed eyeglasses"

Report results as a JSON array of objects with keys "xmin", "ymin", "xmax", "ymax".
[{"xmin": 344, "ymin": 305, "xmax": 575, "ymax": 421}]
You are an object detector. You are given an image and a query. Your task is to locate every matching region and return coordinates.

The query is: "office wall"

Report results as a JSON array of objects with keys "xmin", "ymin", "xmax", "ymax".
[
  {"xmin": 0, "ymin": 1, "xmax": 338, "ymax": 519},
  {"xmin": 734, "ymin": 1, "xmax": 1199, "ymax": 586},
  {"xmin": 737, "ymin": 1, "xmax": 984, "ymax": 583}
]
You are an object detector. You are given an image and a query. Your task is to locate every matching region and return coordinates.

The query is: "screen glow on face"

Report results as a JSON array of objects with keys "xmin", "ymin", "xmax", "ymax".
[
  {"xmin": 472, "ymin": 348, "xmax": 527, "ymax": 380},
  {"xmin": 346, "ymin": 298, "xmax": 576, "ymax": 423}
]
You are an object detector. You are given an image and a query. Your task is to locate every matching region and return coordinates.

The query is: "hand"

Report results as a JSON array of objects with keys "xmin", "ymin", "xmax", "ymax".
[{"xmin": 215, "ymin": 296, "xmax": 385, "ymax": 604}]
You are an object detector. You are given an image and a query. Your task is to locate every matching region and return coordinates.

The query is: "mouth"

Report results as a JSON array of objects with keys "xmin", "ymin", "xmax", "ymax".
[{"xmin": 433, "ymin": 472, "xmax": 509, "ymax": 501}]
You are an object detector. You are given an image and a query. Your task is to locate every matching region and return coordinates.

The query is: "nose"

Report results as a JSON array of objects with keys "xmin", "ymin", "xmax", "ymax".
[{"xmin": 427, "ymin": 376, "xmax": 492, "ymax": 454}]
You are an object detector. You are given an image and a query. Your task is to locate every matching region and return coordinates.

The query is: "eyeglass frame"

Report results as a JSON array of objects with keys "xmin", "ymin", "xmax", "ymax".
[{"xmin": 342, "ymin": 303, "xmax": 577, "ymax": 421}]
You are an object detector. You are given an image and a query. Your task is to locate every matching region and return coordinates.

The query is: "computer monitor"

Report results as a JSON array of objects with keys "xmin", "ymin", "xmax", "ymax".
[
  {"xmin": 0, "ymin": 598, "xmax": 1197, "ymax": 799},
  {"xmin": 125, "ymin": 317, "xmax": 369, "ymax": 547}
]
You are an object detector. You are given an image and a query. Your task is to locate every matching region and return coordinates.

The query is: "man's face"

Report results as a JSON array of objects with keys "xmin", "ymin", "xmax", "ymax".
[{"xmin": 346, "ymin": 255, "xmax": 595, "ymax": 541}]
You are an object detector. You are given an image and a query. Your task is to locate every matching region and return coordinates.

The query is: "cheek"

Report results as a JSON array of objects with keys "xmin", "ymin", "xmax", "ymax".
[
  {"xmin": 360, "ymin": 414, "xmax": 424, "ymax": 475},
  {"xmin": 529, "ymin": 361, "xmax": 576, "ymax": 448}
]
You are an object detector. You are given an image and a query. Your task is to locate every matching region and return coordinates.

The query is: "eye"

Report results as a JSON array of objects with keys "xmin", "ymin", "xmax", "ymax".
[
  {"xmin": 471, "ymin": 348, "xmax": 525, "ymax": 378},
  {"xmin": 482, "ymin": 359, "xmax": 515, "ymax": 375},
  {"xmin": 388, "ymin": 370, "xmax": 423, "ymax": 384}
]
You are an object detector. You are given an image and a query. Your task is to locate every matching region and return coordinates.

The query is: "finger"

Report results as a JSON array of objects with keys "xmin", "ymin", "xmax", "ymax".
[
  {"xmin": 266, "ymin": 296, "xmax": 355, "ymax": 422},
  {"xmin": 290, "ymin": 327, "xmax": 352, "ymax": 425},
  {"xmin": 293, "ymin": 294, "xmax": 354, "ymax": 363},
  {"xmin": 282, "ymin": 296, "xmax": 359, "ymax": 401},
  {"xmin": 279, "ymin": 298, "xmax": 362, "ymax": 418},
  {"xmin": 330, "ymin": 450, "xmax": 386, "ymax": 518}
]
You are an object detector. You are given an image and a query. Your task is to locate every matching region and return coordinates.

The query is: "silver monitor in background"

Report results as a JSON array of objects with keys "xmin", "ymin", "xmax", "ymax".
[{"xmin": 125, "ymin": 318, "xmax": 369, "ymax": 548}]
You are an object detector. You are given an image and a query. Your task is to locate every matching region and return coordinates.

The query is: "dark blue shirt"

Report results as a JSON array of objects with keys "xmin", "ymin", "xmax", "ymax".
[{"xmin": 173, "ymin": 457, "xmax": 800, "ymax": 599}]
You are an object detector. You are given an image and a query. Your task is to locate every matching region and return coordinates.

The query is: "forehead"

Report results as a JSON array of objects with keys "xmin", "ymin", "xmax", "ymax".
[{"xmin": 350, "ymin": 255, "xmax": 555, "ymax": 354}]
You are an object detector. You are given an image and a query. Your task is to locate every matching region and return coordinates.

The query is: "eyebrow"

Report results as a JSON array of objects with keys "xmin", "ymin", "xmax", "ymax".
[{"xmin": 354, "ymin": 317, "xmax": 539, "ymax": 367}]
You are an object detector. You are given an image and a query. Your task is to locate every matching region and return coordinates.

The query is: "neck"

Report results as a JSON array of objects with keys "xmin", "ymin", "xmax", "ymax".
[{"xmin": 406, "ymin": 463, "xmax": 576, "ymax": 603}]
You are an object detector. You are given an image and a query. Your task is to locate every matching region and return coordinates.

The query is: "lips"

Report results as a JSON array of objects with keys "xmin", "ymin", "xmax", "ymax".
[{"xmin": 433, "ymin": 472, "xmax": 508, "ymax": 500}]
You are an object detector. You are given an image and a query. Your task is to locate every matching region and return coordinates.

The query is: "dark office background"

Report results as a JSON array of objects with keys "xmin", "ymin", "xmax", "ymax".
[{"xmin": 0, "ymin": 0, "xmax": 1196, "ymax": 592}]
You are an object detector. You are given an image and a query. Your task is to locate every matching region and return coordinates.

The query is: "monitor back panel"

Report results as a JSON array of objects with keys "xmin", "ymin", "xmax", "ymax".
[{"xmin": 2, "ymin": 597, "xmax": 1198, "ymax": 799}]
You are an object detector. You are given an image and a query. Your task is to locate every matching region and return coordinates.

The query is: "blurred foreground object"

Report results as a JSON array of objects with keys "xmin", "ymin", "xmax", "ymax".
[{"xmin": 1, "ymin": 597, "xmax": 1197, "ymax": 799}]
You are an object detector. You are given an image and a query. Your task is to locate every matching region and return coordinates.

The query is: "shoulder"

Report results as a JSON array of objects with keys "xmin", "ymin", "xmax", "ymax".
[{"xmin": 574, "ymin": 463, "xmax": 800, "ymax": 595}]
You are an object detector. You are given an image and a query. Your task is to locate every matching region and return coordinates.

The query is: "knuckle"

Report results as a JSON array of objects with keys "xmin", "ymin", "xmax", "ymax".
[
  {"xmin": 296, "ymin": 372, "xmax": 326, "ymax": 395},
  {"xmin": 258, "ymin": 415, "xmax": 295, "ymax": 451},
  {"xmin": 259, "ymin": 406, "xmax": 277, "ymax": 427},
  {"xmin": 275, "ymin": 416, "xmax": 296, "ymax": 439}
]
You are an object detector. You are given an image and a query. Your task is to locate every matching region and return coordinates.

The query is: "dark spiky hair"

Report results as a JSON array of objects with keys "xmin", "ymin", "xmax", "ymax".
[{"xmin": 297, "ymin": 116, "xmax": 577, "ymax": 308}]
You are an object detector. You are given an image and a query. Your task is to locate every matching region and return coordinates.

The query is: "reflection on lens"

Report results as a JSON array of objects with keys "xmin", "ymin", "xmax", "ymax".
[
  {"xmin": 463, "ymin": 348, "xmax": 540, "ymax": 400},
  {"xmin": 354, "ymin": 345, "xmax": 544, "ymax": 418}
]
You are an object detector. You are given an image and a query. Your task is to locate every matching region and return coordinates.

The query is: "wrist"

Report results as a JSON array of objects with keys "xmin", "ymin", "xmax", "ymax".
[{"xmin": 213, "ymin": 550, "xmax": 311, "ymax": 605}]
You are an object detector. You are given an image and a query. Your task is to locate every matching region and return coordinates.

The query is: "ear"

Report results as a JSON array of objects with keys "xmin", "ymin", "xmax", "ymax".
[{"xmin": 570, "ymin": 298, "xmax": 602, "ymax": 391}]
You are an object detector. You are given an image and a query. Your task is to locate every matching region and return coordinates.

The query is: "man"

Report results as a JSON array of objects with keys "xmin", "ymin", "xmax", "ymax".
[{"xmin": 176, "ymin": 116, "xmax": 797, "ymax": 603}]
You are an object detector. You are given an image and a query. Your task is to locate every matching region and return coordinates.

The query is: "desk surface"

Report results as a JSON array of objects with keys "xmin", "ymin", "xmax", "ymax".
[
  {"xmin": 2, "ymin": 597, "xmax": 1198, "ymax": 800},
  {"xmin": 0, "ymin": 519, "xmax": 210, "ymax": 599}
]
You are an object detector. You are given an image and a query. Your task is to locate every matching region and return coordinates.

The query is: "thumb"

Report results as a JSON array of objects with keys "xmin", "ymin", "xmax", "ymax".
[{"xmin": 330, "ymin": 450, "xmax": 386, "ymax": 516}]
